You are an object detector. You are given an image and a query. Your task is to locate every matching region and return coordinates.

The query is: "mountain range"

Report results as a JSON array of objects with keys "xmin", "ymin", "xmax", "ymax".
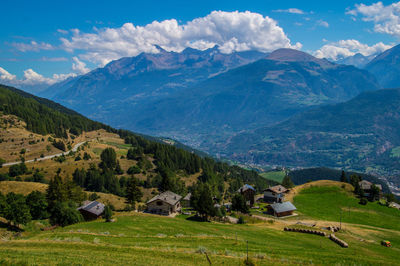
[
  {"xmin": 36, "ymin": 44, "xmax": 400, "ymax": 192},
  {"xmin": 43, "ymin": 47, "xmax": 380, "ymax": 146}
]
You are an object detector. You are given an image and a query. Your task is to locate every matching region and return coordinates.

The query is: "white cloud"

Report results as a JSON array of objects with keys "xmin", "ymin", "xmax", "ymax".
[
  {"xmin": 11, "ymin": 41, "xmax": 54, "ymax": 52},
  {"xmin": 60, "ymin": 11, "xmax": 301, "ymax": 66},
  {"xmin": 57, "ymin": 29, "xmax": 69, "ymax": 34},
  {"xmin": 314, "ymin": 39, "xmax": 392, "ymax": 60},
  {"xmin": 0, "ymin": 67, "xmax": 16, "ymax": 81},
  {"xmin": 0, "ymin": 67, "xmax": 76, "ymax": 87},
  {"xmin": 274, "ymin": 8, "xmax": 305, "ymax": 14},
  {"xmin": 72, "ymin": 57, "xmax": 90, "ymax": 74},
  {"xmin": 347, "ymin": 1, "xmax": 400, "ymax": 37},
  {"xmin": 317, "ymin": 20, "xmax": 329, "ymax": 28}
]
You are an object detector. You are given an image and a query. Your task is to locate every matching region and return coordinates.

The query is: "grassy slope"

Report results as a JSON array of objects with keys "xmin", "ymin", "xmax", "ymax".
[
  {"xmin": 1, "ymin": 181, "xmax": 400, "ymax": 265},
  {"xmin": 259, "ymin": 171, "xmax": 285, "ymax": 183},
  {"xmin": 293, "ymin": 185, "xmax": 400, "ymax": 231},
  {"xmin": 1, "ymin": 213, "xmax": 400, "ymax": 265}
]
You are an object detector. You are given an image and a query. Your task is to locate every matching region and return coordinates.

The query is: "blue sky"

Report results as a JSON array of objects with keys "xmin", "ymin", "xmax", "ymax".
[{"xmin": 0, "ymin": 0, "xmax": 399, "ymax": 89}]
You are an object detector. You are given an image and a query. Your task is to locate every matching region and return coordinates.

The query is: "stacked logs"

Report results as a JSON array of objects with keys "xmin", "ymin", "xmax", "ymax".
[
  {"xmin": 329, "ymin": 234, "xmax": 349, "ymax": 248},
  {"xmin": 284, "ymin": 227, "xmax": 326, "ymax": 236}
]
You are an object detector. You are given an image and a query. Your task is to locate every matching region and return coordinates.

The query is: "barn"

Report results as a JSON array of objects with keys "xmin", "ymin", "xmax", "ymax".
[
  {"xmin": 77, "ymin": 201, "xmax": 105, "ymax": 221},
  {"xmin": 267, "ymin": 201, "xmax": 296, "ymax": 217}
]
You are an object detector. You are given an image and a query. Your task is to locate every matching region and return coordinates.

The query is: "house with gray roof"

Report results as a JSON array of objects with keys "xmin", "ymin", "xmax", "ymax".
[
  {"xmin": 182, "ymin": 193, "xmax": 191, "ymax": 208},
  {"xmin": 146, "ymin": 191, "xmax": 182, "ymax": 216},
  {"xmin": 77, "ymin": 200, "xmax": 105, "ymax": 221},
  {"xmin": 267, "ymin": 201, "xmax": 296, "ymax": 217},
  {"xmin": 238, "ymin": 184, "xmax": 256, "ymax": 207}
]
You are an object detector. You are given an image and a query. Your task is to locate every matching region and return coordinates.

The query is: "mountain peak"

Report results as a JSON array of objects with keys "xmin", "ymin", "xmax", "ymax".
[{"xmin": 267, "ymin": 48, "xmax": 319, "ymax": 62}]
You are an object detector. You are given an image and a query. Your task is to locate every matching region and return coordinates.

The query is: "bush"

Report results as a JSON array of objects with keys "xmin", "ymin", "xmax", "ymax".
[
  {"xmin": 50, "ymin": 201, "xmax": 83, "ymax": 227},
  {"xmin": 89, "ymin": 193, "xmax": 100, "ymax": 201},
  {"xmin": 103, "ymin": 205, "xmax": 113, "ymax": 222},
  {"xmin": 237, "ymin": 216, "xmax": 245, "ymax": 224},
  {"xmin": 127, "ymin": 165, "xmax": 141, "ymax": 175},
  {"xmin": 359, "ymin": 198, "xmax": 368, "ymax": 205}
]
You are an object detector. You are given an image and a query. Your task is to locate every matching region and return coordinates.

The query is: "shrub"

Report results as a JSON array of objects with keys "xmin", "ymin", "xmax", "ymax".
[
  {"xmin": 359, "ymin": 198, "xmax": 368, "ymax": 205},
  {"xmin": 49, "ymin": 201, "xmax": 83, "ymax": 227},
  {"xmin": 89, "ymin": 193, "xmax": 100, "ymax": 201},
  {"xmin": 237, "ymin": 216, "xmax": 245, "ymax": 224},
  {"xmin": 103, "ymin": 205, "xmax": 113, "ymax": 222}
]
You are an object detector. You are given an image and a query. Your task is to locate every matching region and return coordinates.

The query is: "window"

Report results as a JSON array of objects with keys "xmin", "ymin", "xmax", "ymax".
[{"xmin": 157, "ymin": 201, "xmax": 163, "ymax": 206}]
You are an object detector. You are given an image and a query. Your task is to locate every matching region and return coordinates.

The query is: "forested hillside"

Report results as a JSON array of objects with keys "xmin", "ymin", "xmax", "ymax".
[
  {"xmin": 0, "ymin": 84, "xmax": 272, "ymax": 201},
  {"xmin": 0, "ymin": 84, "xmax": 113, "ymax": 138}
]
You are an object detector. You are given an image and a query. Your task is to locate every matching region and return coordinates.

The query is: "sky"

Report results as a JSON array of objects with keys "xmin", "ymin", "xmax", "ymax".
[{"xmin": 1, "ymin": 0, "xmax": 399, "ymax": 90}]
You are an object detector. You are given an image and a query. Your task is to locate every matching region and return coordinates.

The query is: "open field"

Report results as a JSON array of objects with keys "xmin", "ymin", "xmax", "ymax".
[
  {"xmin": 1, "ymin": 210, "xmax": 400, "ymax": 265},
  {"xmin": 0, "ymin": 181, "xmax": 399, "ymax": 265},
  {"xmin": 260, "ymin": 171, "xmax": 285, "ymax": 183},
  {"xmin": 292, "ymin": 185, "xmax": 400, "ymax": 231}
]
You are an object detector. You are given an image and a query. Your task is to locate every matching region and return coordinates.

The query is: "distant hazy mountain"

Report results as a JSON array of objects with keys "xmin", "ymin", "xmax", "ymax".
[
  {"xmin": 335, "ymin": 53, "xmax": 374, "ymax": 68},
  {"xmin": 45, "ymin": 48, "xmax": 381, "ymax": 150},
  {"xmin": 365, "ymin": 44, "xmax": 400, "ymax": 88},
  {"xmin": 42, "ymin": 46, "xmax": 267, "ymax": 113},
  {"xmin": 221, "ymin": 88, "xmax": 400, "ymax": 181},
  {"xmin": 125, "ymin": 49, "xmax": 381, "ymax": 145}
]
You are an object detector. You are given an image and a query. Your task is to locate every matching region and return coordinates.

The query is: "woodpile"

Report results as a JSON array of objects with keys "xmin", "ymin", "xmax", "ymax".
[
  {"xmin": 284, "ymin": 227, "xmax": 326, "ymax": 236},
  {"xmin": 329, "ymin": 234, "xmax": 348, "ymax": 248}
]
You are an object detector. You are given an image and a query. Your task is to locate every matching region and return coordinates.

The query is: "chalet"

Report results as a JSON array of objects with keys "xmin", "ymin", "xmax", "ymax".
[
  {"xmin": 263, "ymin": 185, "xmax": 288, "ymax": 203},
  {"xmin": 146, "ymin": 191, "xmax": 182, "ymax": 216},
  {"xmin": 267, "ymin": 201, "xmax": 296, "ymax": 217},
  {"xmin": 182, "ymin": 193, "xmax": 191, "ymax": 208},
  {"xmin": 238, "ymin": 184, "xmax": 256, "ymax": 207},
  {"xmin": 77, "ymin": 201, "xmax": 105, "ymax": 221},
  {"xmin": 359, "ymin": 180, "xmax": 382, "ymax": 200}
]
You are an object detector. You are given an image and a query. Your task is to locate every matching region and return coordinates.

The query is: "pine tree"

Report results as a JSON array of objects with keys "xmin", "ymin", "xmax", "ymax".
[
  {"xmin": 125, "ymin": 177, "xmax": 143, "ymax": 208},
  {"xmin": 282, "ymin": 175, "xmax": 294, "ymax": 188},
  {"xmin": 340, "ymin": 170, "xmax": 347, "ymax": 183}
]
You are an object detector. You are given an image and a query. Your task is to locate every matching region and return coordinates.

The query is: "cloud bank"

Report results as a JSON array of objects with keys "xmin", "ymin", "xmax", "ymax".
[
  {"xmin": 347, "ymin": 1, "xmax": 400, "ymax": 38},
  {"xmin": 314, "ymin": 39, "xmax": 392, "ymax": 60},
  {"xmin": 60, "ymin": 10, "xmax": 302, "ymax": 66}
]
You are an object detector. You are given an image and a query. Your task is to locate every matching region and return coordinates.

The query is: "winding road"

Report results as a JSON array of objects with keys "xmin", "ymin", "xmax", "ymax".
[{"xmin": 2, "ymin": 141, "xmax": 86, "ymax": 167}]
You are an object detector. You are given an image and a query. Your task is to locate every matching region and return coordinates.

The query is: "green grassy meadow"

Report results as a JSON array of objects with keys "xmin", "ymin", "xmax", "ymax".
[
  {"xmin": 1, "ymin": 184, "xmax": 400, "ymax": 265},
  {"xmin": 293, "ymin": 186, "xmax": 400, "ymax": 231},
  {"xmin": 260, "ymin": 171, "xmax": 285, "ymax": 183}
]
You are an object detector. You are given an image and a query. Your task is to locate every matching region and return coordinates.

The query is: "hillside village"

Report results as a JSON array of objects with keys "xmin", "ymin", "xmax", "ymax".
[{"xmin": 0, "ymin": 85, "xmax": 399, "ymax": 264}]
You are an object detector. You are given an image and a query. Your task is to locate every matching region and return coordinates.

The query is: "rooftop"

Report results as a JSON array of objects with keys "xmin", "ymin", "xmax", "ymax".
[
  {"xmin": 238, "ymin": 184, "xmax": 255, "ymax": 193},
  {"xmin": 147, "ymin": 191, "xmax": 182, "ymax": 206},
  {"xmin": 264, "ymin": 185, "xmax": 288, "ymax": 194},
  {"xmin": 77, "ymin": 200, "xmax": 105, "ymax": 216},
  {"xmin": 269, "ymin": 201, "xmax": 296, "ymax": 213}
]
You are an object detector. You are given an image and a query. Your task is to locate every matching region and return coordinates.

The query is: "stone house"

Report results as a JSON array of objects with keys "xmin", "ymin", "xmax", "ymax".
[
  {"xmin": 146, "ymin": 191, "xmax": 182, "ymax": 216},
  {"xmin": 263, "ymin": 185, "xmax": 288, "ymax": 203}
]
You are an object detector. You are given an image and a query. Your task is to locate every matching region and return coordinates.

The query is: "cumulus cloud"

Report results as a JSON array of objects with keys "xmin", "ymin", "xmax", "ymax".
[
  {"xmin": 314, "ymin": 39, "xmax": 392, "ymax": 60},
  {"xmin": 0, "ymin": 67, "xmax": 76, "ymax": 87},
  {"xmin": 273, "ymin": 8, "xmax": 305, "ymax": 14},
  {"xmin": 11, "ymin": 40, "xmax": 54, "ymax": 52},
  {"xmin": 72, "ymin": 57, "xmax": 90, "ymax": 74},
  {"xmin": 60, "ymin": 11, "xmax": 301, "ymax": 66},
  {"xmin": 0, "ymin": 67, "xmax": 16, "ymax": 81},
  {"xmin": 347, "ymin": 1, "xmax": 400, "ymax": 37}
]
